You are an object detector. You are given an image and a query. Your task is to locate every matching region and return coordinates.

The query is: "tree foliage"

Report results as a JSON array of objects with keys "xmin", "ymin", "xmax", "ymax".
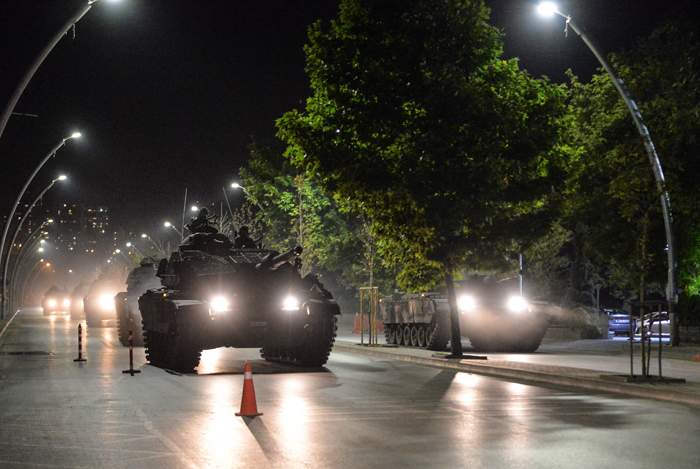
[{"xmin": 277, "ymin": 0, "xmax": 568, "ymax": 293}]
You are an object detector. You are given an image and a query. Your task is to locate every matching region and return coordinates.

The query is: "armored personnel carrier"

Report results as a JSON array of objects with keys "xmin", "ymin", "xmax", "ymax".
[
  {"xmin": 139, "ymin": 229, "xmax": 340, "ymax": 372},
  {"xmin": 382, "ymin": 277, "xmax": 549, "ymax": 352},
  {"xmin": 116, "ymin": 259, "xmax": 161, "ymax": 346}
]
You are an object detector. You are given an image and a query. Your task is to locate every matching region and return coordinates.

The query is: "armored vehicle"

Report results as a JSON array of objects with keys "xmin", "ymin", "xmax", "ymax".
[
  {"xmin": 139, "ymin": 229, "xmax": 340, "ymax": 373},
  {"xmin": 42, "ymin": 286, "xmax": 70, "ymax": 316},
  {"xmin": 69, "ymin": 282, "xmax": 90, "ymax": 319},
  {"xmin": 116, "ymin": 259, "xmax": 161, "ymax": 346},
  {"xmin": 382, "ymin": 277, "xmax": 549, "ymax": 353},
  {"xmin": 84, "ymin": 272, "xmax": 125, "ymax": 327}
]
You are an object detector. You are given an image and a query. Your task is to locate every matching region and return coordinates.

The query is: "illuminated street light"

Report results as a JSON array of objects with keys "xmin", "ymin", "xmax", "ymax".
[
  {"xmin": 230, "ymin": 182, "xmax": 242, "ymax": 190},
  {"xmin": 164, "ymin": 221, "xmax": 183, "ymax": 237},
  {"xmin": 191, "ymin": 205, "xmax": 199, "ymax": 212},
  {"xmin": 535, "ymin": 1, "xmax": 678, "ymax": 343},
  {"xmin": 37, "ymin": 247, "xmax": 44, "ymax": 253},
  {"xmin": 141, "ymin": 233, "xmax": 148, "ymax": 239},
  {"xmin": 0, "ymin": 0, "xmax": 125, "ymax": 145},
  {"xmin": 0, "ymin": 134, "xmax": 80, "ymax": 318}
]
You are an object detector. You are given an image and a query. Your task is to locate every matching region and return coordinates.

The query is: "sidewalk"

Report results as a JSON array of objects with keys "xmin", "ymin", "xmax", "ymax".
[{"xmin": 334, "ymin": 336, "xmax": 700, "ymax": 407}]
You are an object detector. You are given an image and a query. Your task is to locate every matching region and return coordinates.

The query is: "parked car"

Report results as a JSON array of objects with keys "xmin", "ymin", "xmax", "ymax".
[
  {"xmin": 634, "ymin": 311, "xmax": 670, "ymax": 343},
  {"xmin": 604, "ymin": 309, "xmax": 635, "ymax": 337}
]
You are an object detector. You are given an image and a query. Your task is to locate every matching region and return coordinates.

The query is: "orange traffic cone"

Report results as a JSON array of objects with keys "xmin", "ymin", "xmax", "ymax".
[{"xmin": 236, "ymin": 361, "xmax": 263, "ymax": 417}]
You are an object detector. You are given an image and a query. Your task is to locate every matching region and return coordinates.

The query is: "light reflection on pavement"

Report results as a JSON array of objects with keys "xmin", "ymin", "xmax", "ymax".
[{"xmin": 0, "ymin": 308, "xmax": 699, "ymax": 468}]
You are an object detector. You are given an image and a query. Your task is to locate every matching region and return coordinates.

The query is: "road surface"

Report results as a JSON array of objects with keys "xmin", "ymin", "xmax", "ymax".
[{"xmin": 0, "ymin": 308, "xmax": 699, "ymax": 468}]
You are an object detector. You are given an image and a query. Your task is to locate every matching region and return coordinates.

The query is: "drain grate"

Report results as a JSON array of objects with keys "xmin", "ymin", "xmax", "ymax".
[{"xmin": 0, "ymin": 350, "xmax": 53, "ymax": 356}]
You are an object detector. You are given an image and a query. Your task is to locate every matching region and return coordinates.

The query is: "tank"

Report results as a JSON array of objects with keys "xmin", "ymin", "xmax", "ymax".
[
  {"xmin": 41, "ymin": 286, "xmax": 70, "ymax": 316},
  {"xmin": 116, "ymin": 259, "xmax": 161, "ymax": 346},
  {"xmin": 382, "ymin": 277, "xmax": 549, "ymax": 353},
  {"xmin": 139, "ymin": 230, "xmax": 340, "ymax": 372},
  {"xmin": 83, "ymin": 272, "xmax": 125, "ymax": 327},
  {"xmin": 69, "ymin": 282, "xmax": 90, "ymax": 319},
  {"xmin": 380, "ymin": 293, "xmax": 451, "ymax": 350}
]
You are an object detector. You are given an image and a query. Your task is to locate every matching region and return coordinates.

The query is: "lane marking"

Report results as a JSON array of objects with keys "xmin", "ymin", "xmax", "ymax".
[{"xmin": 0, "ymin": 309, "xmax": 21, "ymax": 344}]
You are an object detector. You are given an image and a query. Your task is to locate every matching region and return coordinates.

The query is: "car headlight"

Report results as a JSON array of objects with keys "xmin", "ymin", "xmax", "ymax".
[
  {"xmin": 457, "ymin": 294, "xmax": 477, "ymax": 313},
  {"xmin": 98, "ymin": 293, "xmax": 115, "ymax": 312},
  {"xmin": 46, "ymin": 298, "xmax": 57, "ymax": 309},
  {"xmin": 281, "ymin": 294, "xmax": 300, "ymax": 311},
  {"xmin": 62, "ymin": 298, "xmax": 71, "ymax": 308},
  {"xmin": 209, "ymin": 295, "xmax": 231, "ymax": 315},
  {"xmin": 506, "ymin": 295, "xmax": 529, "ymax": 313}
]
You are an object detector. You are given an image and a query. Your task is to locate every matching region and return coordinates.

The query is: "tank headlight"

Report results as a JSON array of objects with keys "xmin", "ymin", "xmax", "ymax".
[
  {"xmin": 209, "ymin": 295, "xmax": 231, "ymax": 314},
  {"xmin": 46, "ymin": 298, "xmax": 57, "ymax": 309},
  {"xmin": 62, "ymin": 298, "xmax": 71, "ymax": 308},
  {"xmin": 506, "ymin": 295, "xmax": 529, "ymax": 313},
  {"xmin": 98, "ymin": 293, "xmax": 115, "ymax": 312},
  {"xmin": 282, "ymin": 294, "xmax": 300, "ymax": 311},
  {"xmin": 457, "ymin": 294, "xmax": 477, "ymax": 313}
]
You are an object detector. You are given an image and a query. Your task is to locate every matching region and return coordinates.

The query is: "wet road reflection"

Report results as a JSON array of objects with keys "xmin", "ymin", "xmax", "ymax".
[{"xmin": 0, "ymin": 308, "xmax": 699, "ymax": 469}]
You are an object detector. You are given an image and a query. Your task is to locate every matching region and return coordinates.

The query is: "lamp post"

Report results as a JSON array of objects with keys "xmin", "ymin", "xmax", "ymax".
[
  {"xmin": 125, "ymin": 241, "xmax": 143, "ymax": 257},
  {"xmin": 163, "ymin": 221, "xmax": 183, "ymax": 238},
  {"xmin": 0, "ymin": 0, "xmax": 122, "ymax": 145},
  {"xmin": 0, "ymin": 133, "xmax": 80, "ymax": 318},
  {"xmin": 230, "ymin": 182, "xmax": 267, "ymax": 215},
  {"xmin": 8, "ymin": 220, "xmax": 53, "ymax": 310},
  {"xmin": 2, "ymin": 176, "xmax": 67, "ymax": 314},
  {"xmin": 536, "ymin": 2, "xmax": 678, "ymax": 345}
]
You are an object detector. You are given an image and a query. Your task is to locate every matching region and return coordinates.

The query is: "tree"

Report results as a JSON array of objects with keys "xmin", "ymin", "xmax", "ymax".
[
  {"xmin": 238, "ymin": 142, "xmax": 396, "ymax": 305},
  {"xmin": 277, "ymin": 0, "xmax": 568, "ymax": 356}
]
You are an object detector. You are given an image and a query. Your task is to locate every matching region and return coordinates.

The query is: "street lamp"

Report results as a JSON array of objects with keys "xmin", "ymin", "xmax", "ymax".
[
  {"xmin": 0, "ymin": 133, "xmax": 80, "ymax": 317},
  {"xmin": 535, "ymin": 2, "xmax": 678, "ymax": 344},
  {"xmin": 0, "ymin": 0, "xmax": 122, "ymax": 145},
  {"xmin": 164, "ymin": 221, "xmax": 183, "ymax": 237},
  {"xmin": 190, "ymin": 205, "xmax": 199, "ymax": 212},
  {"xmin": 125, "ymin": 241, "xmax": 143, "ymax": 256},
  {"xmin": 229, "ymin": 182, "xmax": 266, "ymax": 214},
  {"xmin": 1, "ymin": 175, "xmax": 68, "ymax": 314}
]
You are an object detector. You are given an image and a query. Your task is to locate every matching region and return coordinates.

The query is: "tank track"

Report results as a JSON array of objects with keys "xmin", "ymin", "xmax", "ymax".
[{"xmin": 260, "ymin": 314, "xmax": 337, "ymax": 367}]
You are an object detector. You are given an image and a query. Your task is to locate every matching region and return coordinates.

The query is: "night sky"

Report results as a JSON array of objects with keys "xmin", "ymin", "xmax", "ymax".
[{"xmin": 0, "ymin": 0, "xmax": 697, "ymax": 242}]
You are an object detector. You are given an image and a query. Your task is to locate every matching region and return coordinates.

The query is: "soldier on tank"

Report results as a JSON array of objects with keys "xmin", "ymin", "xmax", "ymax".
[
  {"xmin": 186, "ymin": 208, "xmax": 217, "ymax": 234},
  {"xmin": 234, "ymin": 225, "xmax": 257, "ymax": 249}
]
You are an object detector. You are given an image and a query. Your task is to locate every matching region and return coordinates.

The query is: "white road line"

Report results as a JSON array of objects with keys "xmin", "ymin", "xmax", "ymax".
[{"xmin": 0, "ymin": 308, "xmax": 20, "ymax": 344}]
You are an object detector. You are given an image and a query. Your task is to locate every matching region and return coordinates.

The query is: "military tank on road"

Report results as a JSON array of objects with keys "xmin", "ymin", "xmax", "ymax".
[
  {"xmin": 116, "ymin": 258, "xmax": 161, "ymax": 346},
  {"xmin": 139, "ymin": 218, "xmax": 340, "ymax": 373},
  {"xmin": 382, "ymin": 277, "xmax": 549, "ymax": 353}
]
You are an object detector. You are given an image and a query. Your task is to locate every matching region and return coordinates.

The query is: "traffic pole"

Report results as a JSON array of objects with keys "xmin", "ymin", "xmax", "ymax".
[
  {"xmin": 122, "ymin": 324, "xmax": 141, "ymax": 376},
  {"xmin": 73, "ymin": 322, "xmax": 86, "ymax": 362}
]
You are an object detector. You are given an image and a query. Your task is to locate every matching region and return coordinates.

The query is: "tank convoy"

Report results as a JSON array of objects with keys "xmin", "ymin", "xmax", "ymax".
[
  {"xmin": 382, "ymin": 277, "xmax": 549, "ymax": 353},
  {"xmin": 138, "ymin": 210, "xmax": 340, "ymax": 372}
]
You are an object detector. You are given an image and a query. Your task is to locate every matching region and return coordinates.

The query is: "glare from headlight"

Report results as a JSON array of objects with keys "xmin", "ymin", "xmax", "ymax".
[
  {"xmin": 62, "ymin": 298, "xmax": 71, "ymax": 308},
  {"xmin": 46, "ymin": 298, "xmax": 57, "ymax": 309},
  {"xmin": 457, "ymin": 294, "xmax": 477, "ymax": 313},
  {"xmin": 98, "ymin": 294, "xmax": 114, "ymax": 312},
  {"xmin": 209, "ymin": 295, "xmax": 231, "ymax": 314},
  {"xmin": 506, "ymin": 295, "xmax": 529, "ymax": 313},
  {"xmin": 282, "ymin": 294, "xmax": 300, "ymax": 311}
]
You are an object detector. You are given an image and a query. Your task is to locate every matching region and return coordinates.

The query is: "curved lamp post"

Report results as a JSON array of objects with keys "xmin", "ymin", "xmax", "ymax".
[
  {"xmin": 8, "ymin": 219, "xmax": 53, "ymax": 311},
  {"xmin": 0, "ymin": 0, "xmax": 122, "ymax": 145},
  {"xmin": 2, "ymin": 175, "xmax": 67, "ymax": 313},
  {"xmin": 0, "ymin": 133, "xmax": 80, "ymax": 317},
  {"xmin": 536, "ymin": 2, "xmax": 678, "ymax": 344},
  {"xmin": 163, "ymin": 221, "xmax": 183, "ymax": 238}
]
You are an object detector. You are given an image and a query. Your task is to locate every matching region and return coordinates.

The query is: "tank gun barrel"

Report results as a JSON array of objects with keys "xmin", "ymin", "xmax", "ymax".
[{"xmin": 256, "ymin": 246, "xmax": 303, "ymax": 270}]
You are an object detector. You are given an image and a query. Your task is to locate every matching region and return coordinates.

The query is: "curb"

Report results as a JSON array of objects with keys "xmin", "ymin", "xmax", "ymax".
[
  {"xmin": 333, "ymin": 342, "xmax": 700, "ymax": 407},
  {"xmin": 0, "ymin": 309, "xmax": 20, "ymax": 344}
]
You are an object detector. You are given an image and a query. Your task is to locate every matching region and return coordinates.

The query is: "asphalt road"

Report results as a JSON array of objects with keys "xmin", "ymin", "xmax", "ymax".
[{"xmin": 0, "ymin": 309, "xmax": 699, "ymax": 469}]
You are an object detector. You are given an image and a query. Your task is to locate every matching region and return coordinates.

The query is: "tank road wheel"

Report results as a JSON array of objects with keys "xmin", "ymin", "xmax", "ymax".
[
  {"xmin": 410, "ymin": 326, "xmax": 419, "ymax": 347},
  {"xmin": 394, "ymin": 325, "xmax": 403, "ymax": 345},
  {"xmin": 426, "ymin": 314, "xmax": 449, "ymax": 351},
  {"xmin": 161, "ymin": 323, "xmax": 201, "ymax": 373},
  {"xmin": 417, "ymin": 326, "xmax": 427, "ymax": 348},
  {"xmin": 384, "ymin": 325, "xmax": 397, "ymax": 345},
  {"xmin": 402, "ymin": 325, "xmax": 412, "ymax": 347},
  {"xmin": 286, "ymin": 310, "xmax": 338, "ymax": 367}
]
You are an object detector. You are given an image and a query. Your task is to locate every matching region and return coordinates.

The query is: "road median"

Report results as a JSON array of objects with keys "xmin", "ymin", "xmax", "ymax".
[{"xmin": 333, "ymin": 340, "xmax": 700, "ymax": 407}]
